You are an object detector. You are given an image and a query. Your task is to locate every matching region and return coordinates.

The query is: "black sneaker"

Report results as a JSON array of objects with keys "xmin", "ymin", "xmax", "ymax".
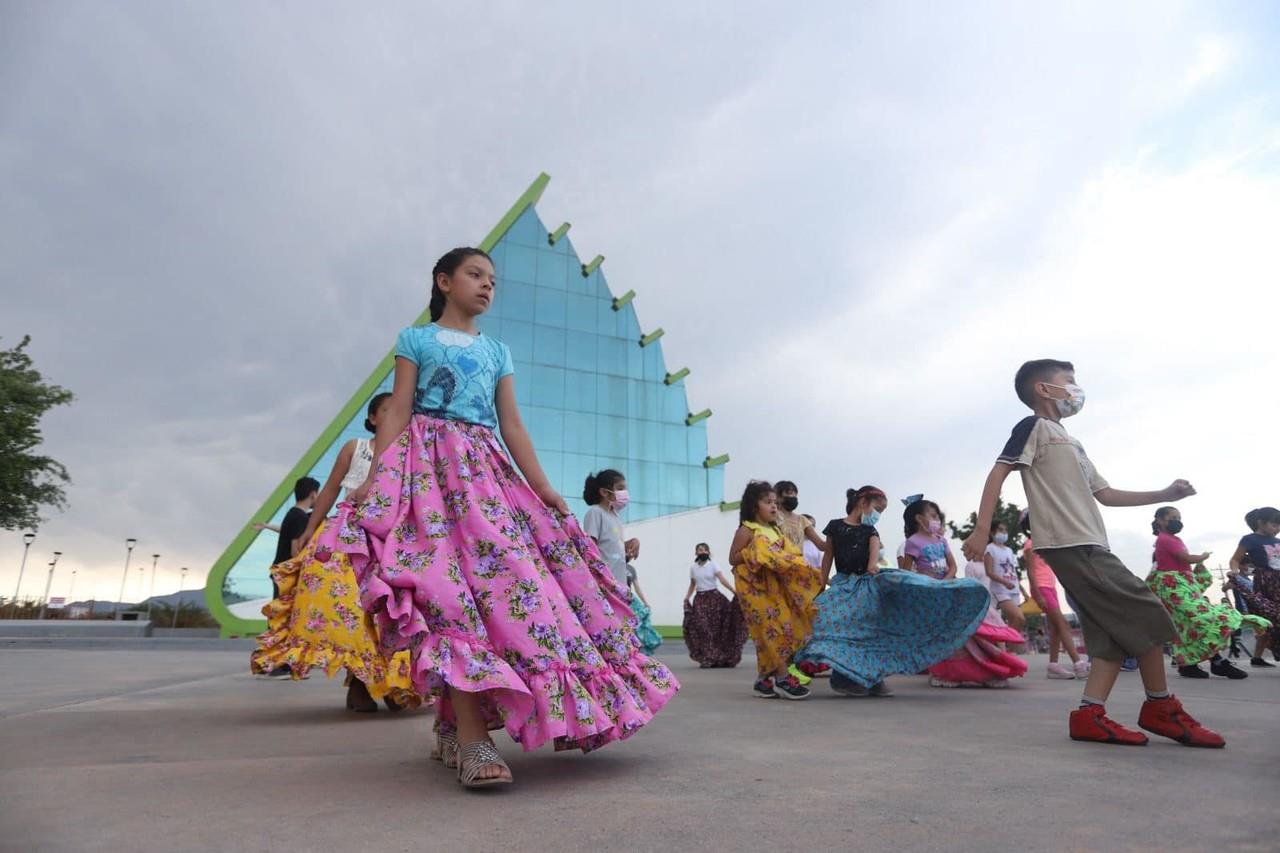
[
  {"xmin": 830, "ymin": 672, "xmax": 869, "ymax": 697},
  {"xmin": 753, "ymin": 677, "xmax": 778, "ymax": 698},
  {"xmin": 265, "ymin": 665, "xmax": 292, "ymax": 678},
  {"xmin": 1210, "ymin": 658, "xmax": 1248, "ymax": 680},
  {"xmin": 1177, "ymin": 664, "xmax": 1209, "ymax": 679},
  {"xmin": 773, "ymin": 674, "xmax": 811, "ymax": 700},
  {"xmin": 1252, "ymin": 657, "xmax": 1277, "ymax": 669},
  {"xmin": 869, "ymin": 681, "xmax": 895, "ymax": 697}
]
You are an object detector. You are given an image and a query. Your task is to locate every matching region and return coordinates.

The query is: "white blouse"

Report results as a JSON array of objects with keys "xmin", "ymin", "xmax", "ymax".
[
  {"xmin": 341, "ymin": 438, "xmax": 375, "ymax": 492},
  {"xmin": 691, "ymin": 560, "xmax": 721, "ymax": 592}
]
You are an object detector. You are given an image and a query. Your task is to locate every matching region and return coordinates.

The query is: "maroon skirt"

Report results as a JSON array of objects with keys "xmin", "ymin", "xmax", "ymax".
[
  {"xmin": 1248, "ymin": 570, "xmax": 1280, "ymax": 629},
  {"xmin": 683, "ymin": 590, "xmax": 748, "ymax": 668}
]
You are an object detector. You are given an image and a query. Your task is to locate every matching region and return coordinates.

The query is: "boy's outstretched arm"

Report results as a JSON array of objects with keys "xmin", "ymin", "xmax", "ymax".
[
  {"xmin": 1094, "ymin": 480, "xmax": 1195, "ymax": 508},
  {"xmin": 962, "ymin": 462, "xmax": 1013, "ymax": 562}
]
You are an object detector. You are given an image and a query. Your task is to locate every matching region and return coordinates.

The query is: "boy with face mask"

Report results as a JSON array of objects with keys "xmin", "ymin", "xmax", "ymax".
[{"xmin": 963, "ymin": 359, "xmax": 1223, "ymax": 748}]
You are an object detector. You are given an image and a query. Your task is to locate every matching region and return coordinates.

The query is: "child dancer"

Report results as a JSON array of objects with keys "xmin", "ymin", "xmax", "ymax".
[
  {"xmin": 326, "ymin": 248, "xmax": 678, "ymax": 787},
  {"xmin": 1228, "ymin": 507, "xmax": 1280, "ymax": 666},
  {"xmin": 984, "ymin": 521, "xmax": 1026, "ymax": 634},
  {"xmin": 251, "ymin": 394, "xmax": 419, "ymax": 712},
  {"xmin": 796, "ymin": 486, "xmax": 989, "ymax": 696},
  {"xmin": 915, "ymin": 503, "xmax": 1027, "ymax": 688},
  {"xmin": 793, "ymin": 511, "xmax": 832, "ymax": 679},
  {"xmin": 1221, "ymin": 565, "xmax": 1254, "ymax": 661},
  {"xmin": 775, "ymin": 480, "xmax": 827, "ymax": 556},
  {"xmin": 1227, "ymin": 553, "xmax": 1274, "ymax": 666},
  {"xmin": 729, "ymin": 480, "xmax": 822, "ymax": 699},
  {"xmin": 900, "ymin": 497, "xmax": 956, "ymax": 579},
  {"xmin": 583, "ymin": 470, "xmax": 632, "ymax": 587},
  {"xmin": 1022, "ymin": 511, "xmax": 1088, "ymax": 679},
  {"xmin": 682, "ymin": 543, "xmax": 747, "ymax": 668},
  {"xmin": 625, "ymin": 561, "xmax": 663, "ymax": 654},
  {"xmin": 963, "ymin": 358, "xmax": 1223, "ymax": 747},
  {"xmin": 1148, "ymin": 507, "xmax": 1266, "ymax": 679}
]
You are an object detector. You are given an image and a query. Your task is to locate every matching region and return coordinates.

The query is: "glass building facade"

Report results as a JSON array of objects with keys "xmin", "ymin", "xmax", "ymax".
[{"xmin": 209, "ymin": 179, "xmax": 725, "ymax": 630}]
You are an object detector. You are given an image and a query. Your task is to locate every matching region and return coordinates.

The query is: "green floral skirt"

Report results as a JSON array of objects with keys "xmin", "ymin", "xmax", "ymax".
[{"xmin": 1146, "ymin": 567, "xmax": 1271, "ymax": 665}]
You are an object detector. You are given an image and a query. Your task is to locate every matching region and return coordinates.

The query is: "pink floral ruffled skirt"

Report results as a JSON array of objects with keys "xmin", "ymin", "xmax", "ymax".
[
  {"xmin": 321, "ymin": 415, "xmax": 678, "ymax": 753},
  {"xmin": 928, "ymin": 613, "xmax": 1028, "ymax": 684}
]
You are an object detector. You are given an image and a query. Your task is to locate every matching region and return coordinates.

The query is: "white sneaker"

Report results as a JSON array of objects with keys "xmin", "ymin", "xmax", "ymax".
[
  {"xmin": 1073, "ymin": 659, "xmax": 1091, "ymax": 677},
  {"xmin": 1046, "ymin": 662, "xmax": 1076, "ymax": 680}
]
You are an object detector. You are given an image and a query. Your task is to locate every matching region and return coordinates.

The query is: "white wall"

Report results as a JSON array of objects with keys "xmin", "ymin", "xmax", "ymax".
[{"xmin": 623, "ymin": 504, "xmax": 742, "ymax": 626}]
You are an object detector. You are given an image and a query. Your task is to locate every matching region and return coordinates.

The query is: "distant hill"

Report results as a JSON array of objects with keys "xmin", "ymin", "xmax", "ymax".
[
  {"xmin": 142, "ymin": 588, "xmax": 209, "ymax": 609},
  {"xmin": 69, "ymin": 588, "xmax": 209, "ymax": 614}
]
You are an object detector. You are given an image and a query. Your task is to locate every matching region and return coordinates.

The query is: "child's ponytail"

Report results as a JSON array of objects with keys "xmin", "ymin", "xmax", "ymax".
[{"xmin": 583, "ymin": 472, "xmax": 602, "ymax": 505}]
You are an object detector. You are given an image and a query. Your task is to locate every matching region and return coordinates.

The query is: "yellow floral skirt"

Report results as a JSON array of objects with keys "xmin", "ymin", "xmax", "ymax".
[
  {"xmin": 733, "ymin": 532, "xmax": 821, "ymax": 678},
  {"xmin": 250, "ymin": 520, "xmax": 420, "ymax": 706}
]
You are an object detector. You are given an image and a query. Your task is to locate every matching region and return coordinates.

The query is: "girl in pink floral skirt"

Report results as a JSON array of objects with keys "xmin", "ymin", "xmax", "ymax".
[{"xmin": 324, "ymin": 248, "xmax": 679, "ymax": 788}]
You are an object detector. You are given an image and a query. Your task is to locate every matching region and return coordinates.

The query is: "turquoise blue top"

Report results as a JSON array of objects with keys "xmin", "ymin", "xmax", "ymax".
[{"xmin": 395, "ymin": 323, "xmax": 514, "ymax": 430}]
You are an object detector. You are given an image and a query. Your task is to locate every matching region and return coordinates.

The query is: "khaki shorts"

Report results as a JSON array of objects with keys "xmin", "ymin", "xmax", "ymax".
[{"xmin": 1039, "ymin": 545, "xmax": 1176, "ymax": 661}]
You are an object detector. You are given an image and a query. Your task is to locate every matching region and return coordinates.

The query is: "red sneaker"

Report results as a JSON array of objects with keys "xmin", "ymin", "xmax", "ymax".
[
  {"xmin": 1069, "ymin": 704, "xmax": 1149, "ymax": 746},
  {"xmin": 1138, "ymin": 696, "xmax": 1226, "ymax": 748}
]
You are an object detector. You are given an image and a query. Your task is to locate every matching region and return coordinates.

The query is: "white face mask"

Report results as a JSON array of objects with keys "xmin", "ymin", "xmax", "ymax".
[{"xmin": 1044, "ymin": 382, "xmax": 1085, "ymax": 418}]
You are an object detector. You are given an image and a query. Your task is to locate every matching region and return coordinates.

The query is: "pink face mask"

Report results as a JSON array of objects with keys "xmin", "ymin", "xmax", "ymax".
[
  {"xmin": 611, "ymin": 489, "xmax": 631, "ymax": 510},
  {"xmin": 927, "ymin": 519, "xmax": 943, "ymax": 535}
]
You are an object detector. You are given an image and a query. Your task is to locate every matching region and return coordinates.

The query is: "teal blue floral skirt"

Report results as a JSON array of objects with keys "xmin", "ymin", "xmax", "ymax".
[
  {"xmin": 631, "ymin": 594, "xmax": 663, "ymax": 654},
  {"xmin": 797, "ymin": 570, "xmax": 988, "ymax": 687}
]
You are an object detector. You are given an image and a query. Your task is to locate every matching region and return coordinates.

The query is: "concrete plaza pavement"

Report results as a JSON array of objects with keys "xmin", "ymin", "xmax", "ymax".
[{"xmin": 1, "ymin": 638, "xmax": 1275, "ymax": 853}]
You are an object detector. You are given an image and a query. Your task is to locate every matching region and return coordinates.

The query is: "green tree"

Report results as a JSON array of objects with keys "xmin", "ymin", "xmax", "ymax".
[
  {"xmin": 0, "ymin": 337, "xmax": 74, "ymax": 531},
  {"xmin": 948, "ymin": 496, "xmax": 1026, "ymax": 572}
]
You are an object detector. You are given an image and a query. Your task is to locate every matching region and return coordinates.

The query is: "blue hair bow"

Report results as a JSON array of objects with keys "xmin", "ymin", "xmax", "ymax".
[{"xmin": 901, "ymin": 493, "xmax": 924, "ymax": 506}]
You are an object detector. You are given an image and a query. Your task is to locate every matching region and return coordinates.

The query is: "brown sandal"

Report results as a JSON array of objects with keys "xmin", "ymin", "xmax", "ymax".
[{"xmin": 457, "ymin": 740, "xmax": 512, "ymax": 788}]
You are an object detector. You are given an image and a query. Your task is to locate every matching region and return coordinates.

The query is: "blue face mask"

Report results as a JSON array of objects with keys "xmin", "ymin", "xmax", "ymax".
[
  {"xmin": 994, "ymin": 533, "xmax": 1009, "ymax": 545},
  {"xmin": 862, "ymin": 510, "xmax": 882, "ymax": 526}
]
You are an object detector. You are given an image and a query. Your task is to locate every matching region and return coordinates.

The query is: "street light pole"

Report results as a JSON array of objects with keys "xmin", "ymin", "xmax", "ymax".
[
  {"xmin": 171, "ymin": 568, "xmax": 188, "ymax": 629},
  {"xmin": 10, "ymin": 532, "xmax": 35, "ymax": 618},
  {"xmin": 145, "ymin": 553, "xmax": 161, "ymax": 621},
  {"xmin": 115, "ymin": 538, "xmax": 137, "ymax": 617},
  {"xmin": 68, "ymin": 570, "xmax": 77, "ymax": 614},
  {"xmin": 38, "ymin": 552, "xmax": 62, "ymax": 621},
  {"xmin": 38, "ymin": 561, "xmax": 56, "ymax": 620}
]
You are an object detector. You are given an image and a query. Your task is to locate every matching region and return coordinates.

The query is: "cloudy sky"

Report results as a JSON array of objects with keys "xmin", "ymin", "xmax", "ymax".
[{"xmin": 3, "ymin": 1, "xmax": 1278, "ymax": 603}]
